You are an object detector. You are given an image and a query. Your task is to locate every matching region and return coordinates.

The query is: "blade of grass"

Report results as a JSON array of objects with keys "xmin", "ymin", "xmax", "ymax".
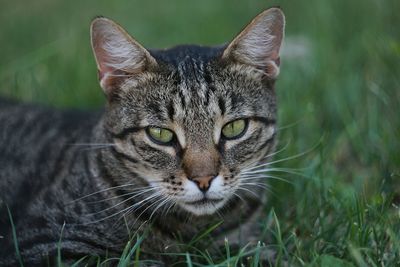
[
  {"xmin": 187, "ymin": 220, "xmax": 223, "ymax": 247},
  {"xmin": 57, "ymin": 222, "xmax": 66, "ymax": 267},
  {"xmin": 185, "ymin": 252, "xmax": 193, "ymax": 267},
  {"xmin": 7, "ymin": 205, "xmax": 24, "ymax": 267}
]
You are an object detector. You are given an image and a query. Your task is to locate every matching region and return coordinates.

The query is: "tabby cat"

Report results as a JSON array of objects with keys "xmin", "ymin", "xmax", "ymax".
[{"xmin": 0, "ymin": 7, "xmax": 285, "ymax": 266}]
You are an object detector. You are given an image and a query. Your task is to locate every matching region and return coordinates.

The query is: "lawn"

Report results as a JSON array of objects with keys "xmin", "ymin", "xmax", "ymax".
[{"xmin": 0, "ymin": 0, "xmax": 399, "ymax": 266}]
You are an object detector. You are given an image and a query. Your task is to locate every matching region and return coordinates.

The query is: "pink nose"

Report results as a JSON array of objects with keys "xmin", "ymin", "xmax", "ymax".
[{"xmin": 191, "ymin": 176, "xmax": 215, "ymax": 192}]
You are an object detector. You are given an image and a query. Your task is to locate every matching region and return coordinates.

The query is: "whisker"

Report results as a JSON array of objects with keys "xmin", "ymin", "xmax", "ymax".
[
  {"xmin": 243, "ymin": 166, "xmax": 306, "ymax": 174},
  {"xmin": 239, "ymin": 182, "xmax": 271, "ymax": 191},
  {"xmin": 149, "ymin": 196, "xmax": 171, "ymax": 221},
  {"xmin": 243, "ymin": 142, "xmax": 290, "ymax": 170},
  {"xmin": 240, "ymin": 178, "xmax": 280, "ymax": 196},
  {"xmin": 276, "ymin": 118, "xmax": 304, "ymax": 132},
  {"xmin": 125, "ymin": 219, "xmax": 149, "ymax": 242},
  {"xmin": 256, "ymin": 143, "xmax": 318, "ymax": 168},
  {"xmin": 265, "ymin": 140, "xmax": 291, "ymax": 158},
  {"xmin": 240, "ymin": 175, "xmax": 292, "ymax": 184},
  {"xmin": 266, "ymin": 168, "xmax": 309, "ymax": 178},
  {"xmin": 84, "ymin": 187, "xmax": 157, "ymax": 217},
  {"xmin": 160, "ymin": 199, "xmax": 177, "ymax": 219},
  {"xmin": 242, "ymin": 141, "xmax": 320, "ymax": 174},
  {"xmin": 236, "ymin": 186, "xmax": 259, "ymax": 198},
  {"xmin": 232, "ymin": 192, "xmax": 246, "ymax": 204},
  {"xmin": 67, "ymin": 143, "xmax": 117, "ymax": 152},
  {"xmin": 210, "ymin": 201, "xmax": 224, "ymax": 219},
  {"xmin": 242, "ymin": 168, "xmax": 307, "ymax": 178},
  {"xmin": 160, "ymin": 197, "xmax": 175, "ymax": 217},
  {"xmin": 69, "ymin": 183, "xmax": 140, "ymax": 203},
  {"xmin": 82, "ymin": 191, "xmax": 162, "ymax": 225},
  {"xmin": 78, "ymin": 146, "xmax": 116, "ymax": 152},
  {"xmin": 242, "ymin": 142, "xmax": 291, "ymax": 172},
  {"xmin": 84, "ymin": 186, "xmax": 155, "ymax": 204},
  {"xmin": 241, "ymin": 167, "xmax": 303, "ymax": 176},
  {"xmin": 127, "ymin": 194, "xmax": 167, "ymax": 227},
  {"xmin": 107, "ymin": 74, "xmax": 135, "ymax": 78},
  {"xmin": 68, "ymin": 143, "xmax": 116, "ymax": 146},
  {"xmin": 117, "ymin": 194, "xmax": 164, "ymax": 229}
]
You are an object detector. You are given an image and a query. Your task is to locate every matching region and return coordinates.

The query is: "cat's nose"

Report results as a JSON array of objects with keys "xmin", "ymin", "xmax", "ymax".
[{"xmin": 191, "ymin": 175, "xmax": 216, "ymax": 192}]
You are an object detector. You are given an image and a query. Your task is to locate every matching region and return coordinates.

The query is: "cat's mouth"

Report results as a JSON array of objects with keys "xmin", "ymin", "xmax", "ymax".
[
  {"xmin": 179, "ymin": 196, "xmax": 228, "ymax": 215},
  {"xmin": 184, "ymin": 197, "xmax": 224, "ymax": 206}
]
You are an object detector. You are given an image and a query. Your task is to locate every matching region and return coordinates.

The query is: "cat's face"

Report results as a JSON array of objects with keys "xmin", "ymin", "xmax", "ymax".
[{"xmin": 91, "ymin": 8, "xmax": 285, "ymax": 216}]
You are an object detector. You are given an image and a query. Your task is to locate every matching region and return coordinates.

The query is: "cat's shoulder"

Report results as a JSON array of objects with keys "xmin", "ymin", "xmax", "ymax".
[{"xmin": 0, "ymin": 97, "xmax": 102, "ymax": 129}]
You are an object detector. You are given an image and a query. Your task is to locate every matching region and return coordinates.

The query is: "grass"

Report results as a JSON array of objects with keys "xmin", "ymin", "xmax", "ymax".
[
  {"xmin": 6, "ymin": 206, "xmax": 24, "ymax": 267},
  {"xmin": 1, "ymin": 0, "xmax": 399, "ymax": 266}
]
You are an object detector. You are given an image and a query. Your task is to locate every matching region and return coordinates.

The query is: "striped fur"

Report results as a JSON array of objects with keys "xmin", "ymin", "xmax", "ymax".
[{"xmin": 0, "ymin": 8, "xmax": 284, "ymax": 266}]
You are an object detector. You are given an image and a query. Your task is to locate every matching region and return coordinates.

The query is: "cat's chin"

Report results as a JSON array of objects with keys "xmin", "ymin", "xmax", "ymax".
[{"xmin": 179, "ymin": 198, "xmax": 228, "ymax": 216}]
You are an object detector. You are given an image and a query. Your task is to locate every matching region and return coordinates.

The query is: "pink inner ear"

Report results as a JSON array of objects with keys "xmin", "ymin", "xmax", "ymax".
[
  {"xmin": 95, "ymin": 45, "xmax": 116, "ymax": 78},
  {"xmin": 97, "ymin": 59, "xmax": 115, "ymax": 93},
  {"xmin": 93, "ymin": 42, "xmax": 126, "ymax": 93},
  {"xmin": 96, "ymin": 48, "xmax": 121, "ymax": 94},
  {"xmin": 98, "ymin": 70, "xmax": 113, "ymax": 94}
]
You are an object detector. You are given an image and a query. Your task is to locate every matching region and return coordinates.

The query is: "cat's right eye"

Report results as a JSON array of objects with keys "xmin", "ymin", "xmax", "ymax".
[
  {"xmin": 146, "ymin": 126, "xmax": 174, "ymax": 145},
  {"xmin": 221, "ymin": 119, "xmax": 248, "ymax": 140}
]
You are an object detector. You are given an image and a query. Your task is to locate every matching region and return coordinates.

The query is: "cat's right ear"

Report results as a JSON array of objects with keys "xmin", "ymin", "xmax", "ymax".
[
  {"xmin": 222, "ymin": 8, "xmax": 285, "ymax": 79},
  {"xmin": 90, "ymin": 17, "xmax": 157, "ymax": 97}
]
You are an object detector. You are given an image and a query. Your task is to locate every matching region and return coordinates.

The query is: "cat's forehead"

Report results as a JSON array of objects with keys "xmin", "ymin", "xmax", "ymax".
[
  {"xmin": 168, "ymin": 58, "xmax": 221, "ymax": 134},
  {"xmin": 119, "ymin": 45, "xmax": 275, "ymax": 135},
  {"xmin": 152, "ymin": 45, "xmax": 225, "ymax": 108},
  {"xmin": 140, "ymin": 46, "xmax": 226, "ymax": 122}
]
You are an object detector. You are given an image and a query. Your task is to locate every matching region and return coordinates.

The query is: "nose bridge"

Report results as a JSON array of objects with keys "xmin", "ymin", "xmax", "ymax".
[{"xmin": 183, "ymin": 146, "xmax": 220, "ymax": 179}]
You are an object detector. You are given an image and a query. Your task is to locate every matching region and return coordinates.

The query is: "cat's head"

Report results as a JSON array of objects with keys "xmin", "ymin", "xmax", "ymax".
[{"xmin": 90, "ymin": 8, "xmax": 285, "ymax": 216}]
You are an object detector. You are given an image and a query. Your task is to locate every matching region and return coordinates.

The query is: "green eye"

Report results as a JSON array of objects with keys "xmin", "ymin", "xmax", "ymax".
[
  {"xmin": 222, "ymin": 119, "xmax": 247, "ymax": 139},
  {"xmin": 147, "ymin": 127, "xmax": 174, "ymax": 144}
]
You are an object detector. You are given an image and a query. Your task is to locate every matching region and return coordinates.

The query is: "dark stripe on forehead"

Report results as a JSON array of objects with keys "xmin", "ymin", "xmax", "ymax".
[
  {"xmin": 203, "ymin": 66, "xmax": 216, "ymax": 94},
  {"xmin": 173, "ymin": 71, "xmax": 181, "ymax": 86},
  {"xmin": 167, "ymin": 101, "xmax": 175, "ymax": 120},
  {"xmin": 190, "ymin": 58, "xmax": 202, "ymax": 86},
  {"xmin": 203, "ymin": 65, "xmax": 216, "ymax": 104},
  {"xmin": 148, "ymin": 102, "xmax": 161, "ymax": 115},
  {"xmin": 204, "ymin": 67, "xmax": 213, "ymax": 85},
  {"xmin": 178, "ymin": 57, "xmax": 207, "ymax": 91},
  {"xmin": 204, "ymin": 67, "xmax": 217, "ymax": 106},
  {"xmin": 230, "ymin": 92, "xmax": 245, "ymax": 108},
  {"xmin": 177, "ymin": 89, "xmax": 186, "ymax": 110},
  {"xmin": 218, "ymin": 97, "xmax": 226, "ymax": 115}
]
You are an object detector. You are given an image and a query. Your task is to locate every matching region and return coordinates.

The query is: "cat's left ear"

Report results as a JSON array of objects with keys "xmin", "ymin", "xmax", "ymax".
[
  {"xmin": 222, "ymin": 8, "xmax": 285, "ymax": 78},
  {"xmin": 90, "ymin": 17, "xmax": 157, "ymax": 97}
]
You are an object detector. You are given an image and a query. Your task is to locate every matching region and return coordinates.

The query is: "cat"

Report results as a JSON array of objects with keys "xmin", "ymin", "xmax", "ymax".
[{"xmin": 0, "ymin": 7, "xmax": 285, "ymax": 266}]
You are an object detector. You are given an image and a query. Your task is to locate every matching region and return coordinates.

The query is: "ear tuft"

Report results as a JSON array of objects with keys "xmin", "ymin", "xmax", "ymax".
[
  {"xmin": 222, "ymin": 8, "xmax": 285, "ymax": 78},
  {"xmin": 90, "ymin": 17, "xmax": 157, "ymax": 96}
]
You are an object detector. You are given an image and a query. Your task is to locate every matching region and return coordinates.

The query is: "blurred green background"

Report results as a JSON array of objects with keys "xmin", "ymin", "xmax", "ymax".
[{"xmin": 1, "ymin": 0, "xmax": 399, "ymax": 265}]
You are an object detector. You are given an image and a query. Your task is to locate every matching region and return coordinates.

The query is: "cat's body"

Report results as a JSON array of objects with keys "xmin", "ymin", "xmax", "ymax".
[
  {"xmin": 0, "ymin": 48, "xmax": 264, "ymax": 265},
  {"xmin": 0, "ymin": 8, "xmax": 284, "ymax": 266}
]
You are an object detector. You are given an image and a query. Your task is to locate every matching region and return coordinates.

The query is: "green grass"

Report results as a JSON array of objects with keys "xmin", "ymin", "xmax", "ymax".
[{"xmin": 1, "ymin": 0, "xmax": 399, "ymax": 266}]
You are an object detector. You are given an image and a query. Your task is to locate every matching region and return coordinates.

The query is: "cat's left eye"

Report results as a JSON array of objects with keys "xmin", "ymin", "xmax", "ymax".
[
  {"xmin": 146, "ymin": 127, "xmax": 174, "ymax": 145},
  {"xmin": 221, "ymin": 119, "xmax": 247, "ymax": 140}
]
